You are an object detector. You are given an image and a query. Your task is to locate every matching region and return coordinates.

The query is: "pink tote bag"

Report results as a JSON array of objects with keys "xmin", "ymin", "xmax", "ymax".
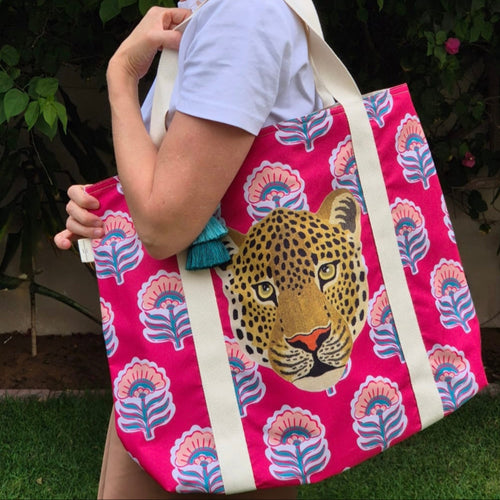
[{"xmin": 85, "ymin": 0, "xmax": 488, "ymax": 494}]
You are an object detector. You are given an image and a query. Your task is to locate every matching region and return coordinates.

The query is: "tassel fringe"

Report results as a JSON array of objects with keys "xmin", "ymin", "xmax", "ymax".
[
  {"xmin": 186, "ymin": 216, "xmax": 231, "ymax": 270},
  {"xmin": 191, "ymin": 216, "xmax": 228, "ymax": 244}
]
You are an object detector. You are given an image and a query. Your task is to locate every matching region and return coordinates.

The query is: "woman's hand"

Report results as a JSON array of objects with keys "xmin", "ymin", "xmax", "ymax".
[
  {"xmin": 108, "ymin": 7, "xmax": 191, "ymax": 83},
  {"xmin": 53, "ymin": 185, "xmax": 104, "ymax": 250}
]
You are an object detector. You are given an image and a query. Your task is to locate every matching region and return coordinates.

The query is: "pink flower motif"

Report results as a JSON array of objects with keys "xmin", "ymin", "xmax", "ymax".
[
  {"xmin": 226, "ymin": 340, "xmax": 256, "ymax": 374},
  {"xmin": 173, "ymin": 428, "xmax": 217, "ymax": 467},
  {"xmin": 245, "ymin": 164, "xmax": 303, "ymax": 204},
  {"xmin": 100, "ymin": 299, "xmax": 112, "ymax": 324},
  {"xmin": 428, "ymin": 346, "xmax": 466, "ymax": 382},
  {"xmin": 353, "ymin": 378, "xmax": 400, "ymax": 419},
  {"xmin": 370, "ymin": 287, "xmax": 393, "ymax": 327},
  {"xmin": 332, "ymin": 137, "xmax": 356, "ymax": 176},
  {"xmin": 139, "ymin": 271, "xmax": 184, "ymax": 311},
  {"xmin": 444, "ymin": 37, "xmax": 460, "ymax": 55},
  {"xmin": 395, "ymin": 116, "xmax": 426, "ymax": 154},
  {"xmin": 431, "ymin": 260, "xmax": 467, "ymax": 298},
  {"xmin": 462, "ymin": 152, "xmax": 476, "ymax": 168},
  {"xmin": 93, "ymin": 212, "xmax": 136, "ymax": 246},
  {"xmin": 266, "ymin": 409, "xmax": 322, "ymax": 446},
  {"xmin": 116, "ymin": 360, "xmax": 167, "ymax": 399},
  {"xmin": 391, "ymin": 199, "xmax": 423, "ymax": 236}
]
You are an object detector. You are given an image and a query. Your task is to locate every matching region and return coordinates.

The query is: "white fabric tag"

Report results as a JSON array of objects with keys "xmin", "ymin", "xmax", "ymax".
[{"xmin": 78, "ymin": 238, "xmax": 94, "ymax": 263}]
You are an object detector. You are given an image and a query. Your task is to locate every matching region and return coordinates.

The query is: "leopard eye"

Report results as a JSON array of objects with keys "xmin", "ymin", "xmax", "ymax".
[
  {"xmin": 252, "ymin": 281, "xmax": 277, "ymax": 305},
  {"xmin": 318, "ymin": 261, "xmax": 339, "ymax": 290}
]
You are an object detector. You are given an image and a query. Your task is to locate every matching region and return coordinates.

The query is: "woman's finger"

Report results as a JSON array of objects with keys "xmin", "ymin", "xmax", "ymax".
[
  {"xmin": 67, "ymin": 184, "xmax": 100, "ymax": 210},
  {"xmin": 53, "ymin": 229, "xmax": 78, "ymax": 250}
]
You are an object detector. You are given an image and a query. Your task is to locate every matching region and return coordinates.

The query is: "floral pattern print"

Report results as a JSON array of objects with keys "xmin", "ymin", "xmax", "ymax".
[
  {"xmin": 137, "ymin": 271, "xmax": 192, "ymax": 348},
  {"xmin": 243, "ymin": 162, "xmax": 308, "ymax": 221},
  {"xmin": 264, "ymin": 406, "xmax": 330, "ymax": 484}
]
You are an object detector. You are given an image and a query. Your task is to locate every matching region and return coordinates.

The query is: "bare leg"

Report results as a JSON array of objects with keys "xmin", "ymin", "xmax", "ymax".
[{"xmin": 98, "ymin": 410, "xmax": 297, "ymax": 500}]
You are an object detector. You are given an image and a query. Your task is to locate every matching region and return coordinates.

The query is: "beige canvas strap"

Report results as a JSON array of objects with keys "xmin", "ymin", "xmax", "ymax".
[
  {"xmin": 283, "ymin": 0, "xmax": 443, "ymax": 429},
  {"xmin": 147, "ymin": 0, "xmax": 444, "ymax": 494},
  {"xmin": 177, "ymin": 251, "xmax": 256, "ymax": 494}
]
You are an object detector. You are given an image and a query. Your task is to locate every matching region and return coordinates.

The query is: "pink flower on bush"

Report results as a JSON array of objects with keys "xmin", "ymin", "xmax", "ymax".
[
  {"xmin": 462, "ymin": 152, "xmax": 475, "ymax": 168},
  {"xmin": 444, "ymin": 37, "xmax": 460, "ymax": 55}
]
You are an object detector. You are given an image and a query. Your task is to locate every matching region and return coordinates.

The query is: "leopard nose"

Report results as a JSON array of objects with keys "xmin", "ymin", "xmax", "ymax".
[{"xmin": 286, "ymin": 325, "xmax": 331, "ymax": 353}]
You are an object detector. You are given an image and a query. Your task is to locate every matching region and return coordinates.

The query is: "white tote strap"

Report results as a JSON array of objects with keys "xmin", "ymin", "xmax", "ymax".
[
  {"xmin": 149, "ymin": 0, "xmax": 333, "ymax": 146},
  {"xmin": 283, "ymin": 0, "xmax": 443, "ymax": 428},
  {"xmin": 177, "ymin": 251, "xmax": 256, "ymax": 494}
]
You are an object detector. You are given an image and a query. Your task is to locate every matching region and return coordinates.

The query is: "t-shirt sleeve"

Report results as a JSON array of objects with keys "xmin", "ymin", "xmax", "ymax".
[{"xmin": 174, "ymin": 0, "xmax": 294, "ymax": 135}]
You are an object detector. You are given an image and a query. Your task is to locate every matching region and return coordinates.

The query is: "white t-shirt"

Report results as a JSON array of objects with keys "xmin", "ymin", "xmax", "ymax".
[{"xmin": 142, "ymin": 0, "xmax": 321, "ymax": 134}]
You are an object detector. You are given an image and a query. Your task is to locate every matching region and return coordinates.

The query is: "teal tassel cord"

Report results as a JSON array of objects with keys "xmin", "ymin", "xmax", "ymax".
[
  {"xmin": 186, "ymin": 240, "xmax": 230, "ymax": 270},
  {"xmin": 186, "ymin": 215, "xmax": 231, "ymax": 270},
  {"xmin": 191, "ymin": 216, "xmax": 228, "ymax": 244}
]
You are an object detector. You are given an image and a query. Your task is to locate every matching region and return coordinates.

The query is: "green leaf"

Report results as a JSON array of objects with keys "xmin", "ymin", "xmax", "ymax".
[
  {"xmin": 8, "ymin": 67, "xmax": 20, "ymax": 80},
  {"xmin": 481, "ymin": 20, "xmax": 493, "ymax": 41},
  {"xmin": 458, "ymin": 142, "xmax": 470, "ymax": 157},
  {"xmin": 99, "ymin": 0, "xmax": 120, "ymax": 23},
  {"xmin": 24, "ymin": 101, "xmax": 40, "ymax": 130},
  {"xmin": 35, "ymin": 113, "xmax": 58, "ymax": 140},
  {"xmin": 138, "ymin": 0, "xmax": 154, "ymax": 14},
  {"xmin": 472, "ymin": 100, "xmax": 485, "ymax": 120},
  {"xmin": 377, "ymin": 0, "xmax": 384, "ymax": 10},
  {"xmin": 433, "ymin": 45, "xmax": 447, "ymax": 66},
  {"xmin": 35, "ymin": 77, "xmax": 59, "ymax": 98},
  {"xmin": 454, "ymin": 19, "xmax": 468, "ymax": 40},
  {"xmin": 28, "ymin": 77, "xmax": 41, "ymax": 99},
  {"xmin": 119, "ymin": 0, "xmax": 136, "ymax": 6},
  {"xmin": 435, "ymin": 30, "xmax": 447, "ymax": 45},
  {"xmin": 0, "ymin": 71, "xmax": 14, "ymax": 93},
  {"xmin": 53, "ymin": 101, "xmax": 68, "ymax": 132},
  {"xmin": 424, "ymin": 31, "xmax": 435, "ymax": 56},
  {"xmin": 470, "ymin": 13, "xmax": 484, "ymax": 42},
  {"xmin": 41, "ymin": 99, "xmax": 58, "ymax": 128},
  {"xmin": 0, "ymin": 45, "xmax": 20, "ymax": 66},
  {"xmin": 3, "ymin": 88, "xmax": 29, "ymax": 120}
]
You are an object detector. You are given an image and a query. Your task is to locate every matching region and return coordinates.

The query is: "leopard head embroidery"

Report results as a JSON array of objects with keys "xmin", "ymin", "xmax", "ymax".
[{"xmin": 218, "ymin": 189, "xmax": 368, "ymax": 392}]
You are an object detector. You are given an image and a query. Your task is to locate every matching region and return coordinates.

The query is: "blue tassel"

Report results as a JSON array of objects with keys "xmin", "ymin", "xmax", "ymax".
[
  {"xmin": 186, "ymin": 240, "xmax": 230, "ymax": 270},
  {"xmin": 186, "ymin": 215, "xmax": 231, "ymax": 270},
  {"xmin": 191, "ymin": 216, "xmax": 228, "ymax": 244}
]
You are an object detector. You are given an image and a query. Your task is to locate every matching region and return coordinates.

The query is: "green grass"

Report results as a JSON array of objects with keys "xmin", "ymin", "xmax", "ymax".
[
  {"xmin": 300, "ymin": 391, "xmax": 500, "ymax": 500},
  {"xmin": 0, "ymin": 391, "xmax": 498, "ymax": 499},
  {"xmin": 0, "ymin": 392, "xmax": 112, "ymax": 500}
]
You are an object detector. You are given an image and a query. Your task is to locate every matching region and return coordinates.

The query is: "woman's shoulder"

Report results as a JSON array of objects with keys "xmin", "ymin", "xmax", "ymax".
[{"xmin": 194, "ymin": 0, "xmax": 297, "ymax": 31}]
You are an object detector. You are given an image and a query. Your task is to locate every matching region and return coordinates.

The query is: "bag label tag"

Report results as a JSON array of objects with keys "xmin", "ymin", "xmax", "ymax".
[{"xmin": 78, "ymin": 238, "xmax": 95, "ymax": 263}]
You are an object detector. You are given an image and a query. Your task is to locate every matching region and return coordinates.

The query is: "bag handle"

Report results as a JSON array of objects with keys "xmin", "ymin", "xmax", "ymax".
[{"xmin": 150, "ymin": 0, "xmax": 334, "ymax": 146}]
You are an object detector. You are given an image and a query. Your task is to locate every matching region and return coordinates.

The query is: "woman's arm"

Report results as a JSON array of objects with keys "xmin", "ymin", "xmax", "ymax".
[{"xmin": 107, "ymin": 6, "xmax": 255, "ymax": 260}]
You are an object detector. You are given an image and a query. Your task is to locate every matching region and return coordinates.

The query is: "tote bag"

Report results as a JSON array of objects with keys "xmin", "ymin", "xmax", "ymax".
[{"xmin": 85, "ymin": 0, "xmax": 488, "ymax": 494}]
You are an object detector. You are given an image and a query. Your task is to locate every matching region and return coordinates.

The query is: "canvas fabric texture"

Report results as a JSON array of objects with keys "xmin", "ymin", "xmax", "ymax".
[
  {"xmin": 86, "ymin": 0, "xmax": 487, "ymax": 494},
  {"xmin": 87, "ymin": 82, "xmax": 488, "ymax": 494}
]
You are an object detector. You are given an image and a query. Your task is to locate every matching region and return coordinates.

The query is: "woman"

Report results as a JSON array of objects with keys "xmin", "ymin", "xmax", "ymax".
[{"xmin": 55, "ymin": 0, "xmax": 322, "ymax": 497}]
